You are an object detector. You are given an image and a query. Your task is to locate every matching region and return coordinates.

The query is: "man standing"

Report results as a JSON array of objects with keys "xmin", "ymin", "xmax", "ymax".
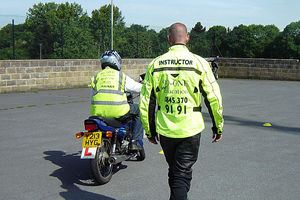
[{"xmin": 139, "ymin": 23, "xmax": 224, "ymax": 200}]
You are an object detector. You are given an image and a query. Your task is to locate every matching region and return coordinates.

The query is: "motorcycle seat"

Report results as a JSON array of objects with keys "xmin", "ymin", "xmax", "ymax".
[
  {"xmin": 99, "ymin": 117, "xmax": 123, "ymax": 128},
  {"xmin": 89, "ymin": 116, "xmax": 127, "ymax": 129}
]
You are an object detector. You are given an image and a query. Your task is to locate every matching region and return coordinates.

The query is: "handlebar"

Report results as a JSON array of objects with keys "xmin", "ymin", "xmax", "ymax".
[
  {"xmin": 205, "ymin": 56, "xmax": 219, "ymax": 62},
  {"xmin": 126, "ymin": 91, "xmax": 140, "ymax": 104}
]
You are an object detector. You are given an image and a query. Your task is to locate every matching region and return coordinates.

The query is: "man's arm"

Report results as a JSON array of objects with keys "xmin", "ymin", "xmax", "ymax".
[
  {"xmin": 139, "ymin": 61, "xmax": 157, "ymax": 140},
  {"xmin": 125, "ymin": 75, "xmax": 142, "ymax": 93},
  {"xmin": 198, "ymin": 59, "xmax": 224, "ymax": 140}
]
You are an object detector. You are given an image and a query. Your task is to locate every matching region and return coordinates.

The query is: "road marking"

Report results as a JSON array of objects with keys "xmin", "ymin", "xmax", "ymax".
[{"xmin": 263, "ymin": 122, "xmax": 272, "ymax": 127}]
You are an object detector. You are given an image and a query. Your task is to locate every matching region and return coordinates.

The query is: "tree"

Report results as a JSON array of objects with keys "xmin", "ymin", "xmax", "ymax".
[
  {"xmin": 225, "ymin": 25, "xmax": 257, "ymax": 57},
  {"xmin": 147, "ymin": 29, "xmax": 161, "ymax": 57},
  {"xmin": 266, "ymin": 21, "xmax": 300, "ymax": 59},
  {"xmin": 1, "ymin": 2, "xmax": 299, "ymax": 60},
  {"xmin": 0, "ymin": 23, "xmax": 29, "ymax": 59},
  {"xmin": 156, "ymin": 27, "xmax": 169, "ymax": 55},
  {"xmin": 282, "ymin": 21, "xmax": 300, "ymax": 59},
  {"xmin": 207, "ymin": 25, "xmax": 227, "ymax": 57},
  {"xmin": 26, "ymin": 2, "xmax": 57, "ymax": 58},
  {"xmin": 52, "ymin": 3, "xmax": 97, "ymax": 58},
  {"xmin": 259, "ymin": 25, "xmax": 280, "ymax": 58},
  {"xmin": 90, "ymin": 4, "xmax": 125, "ymax": 56},
  {"xmin": 118, "ymin": 24, "xmax": 160, "ymax": 58},
  {"xmin": 118, "ymin": 24, "xmax": 145, "ymax": 58},
  {"xmin": 189, "ymin": 22, "xmax": 210, "ymax": 57},
  {"xmin": 26, "ymin": 2, "xmax": 96, "ymax": 59}
]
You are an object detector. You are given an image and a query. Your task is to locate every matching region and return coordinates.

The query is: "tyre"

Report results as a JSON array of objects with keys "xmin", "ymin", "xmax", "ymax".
[
  {"xmin": 136, "ymin": 147, "xmax": 146, "ymax": 161},
  {"xmin": 214, "ymin": 72, "xmax": 219, "ymax": 80},
  {"xmin": 90, "ymin": 139, "xmax": 113, "ymax": 185}
]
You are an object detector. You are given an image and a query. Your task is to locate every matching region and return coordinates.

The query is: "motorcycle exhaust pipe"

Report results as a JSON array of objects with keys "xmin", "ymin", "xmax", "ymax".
[{"xmin": 108, "ymin": 155, "xmax": 131, "ymax": 165}]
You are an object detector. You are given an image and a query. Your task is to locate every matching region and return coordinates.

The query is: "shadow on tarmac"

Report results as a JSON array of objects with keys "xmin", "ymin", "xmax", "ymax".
[
  {"xmin": 203, "ymin": 113, "xmax": 300, "ymax": 135},
  {"xmin": 43, "ymin": 151, "xmax": 116, "ymax": 200}
]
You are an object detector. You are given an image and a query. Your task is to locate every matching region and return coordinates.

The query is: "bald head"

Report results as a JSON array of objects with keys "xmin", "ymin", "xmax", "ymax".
[{"xmin": 168, "ymin": 23, "xmax": 190, "ymax": 45}]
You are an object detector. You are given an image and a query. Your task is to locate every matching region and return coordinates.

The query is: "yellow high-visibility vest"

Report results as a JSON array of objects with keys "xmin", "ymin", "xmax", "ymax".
[{"xmin": 90, "ymin": 68, "xmax": 129, "ymax": 118}]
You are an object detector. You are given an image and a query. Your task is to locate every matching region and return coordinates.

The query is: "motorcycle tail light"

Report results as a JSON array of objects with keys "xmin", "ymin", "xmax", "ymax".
[
  {"xmin": 75, "ymin": 132, "xmax": 84, "ymax": 139},
  {"xmin": 85, "ymin": 123, "xmax": 98, "ymax": 131},
  {"xmin": 105, "ymin": 131, "xmax": 113, "ymax": 138}
]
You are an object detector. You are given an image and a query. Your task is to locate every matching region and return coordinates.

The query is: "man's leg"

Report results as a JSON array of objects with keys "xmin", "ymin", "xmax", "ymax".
[
  {"xmin": 160, "ymin": 136, "xmax": 178, "ymax": 199},
  {"xmin": 160, "ymin": 133, "xmax": 201, "ymax": 200},
  {"xmin": 117, "ymin": 103, "xmax": 144, "ymax": 140},
  {"xmin": 129, "ymin": 104, "xmax": 144, "ymax": 140}
]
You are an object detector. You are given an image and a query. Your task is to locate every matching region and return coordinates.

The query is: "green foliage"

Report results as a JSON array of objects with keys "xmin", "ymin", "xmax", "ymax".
[
  {"xmin": 0, "ymin": 23, "xmax": 29, "ymax": 59},
  {"xmin": 0, "ymin": 3, "xmax": 299, "ymax": 59},
  {"xmin": 119, "ymin": 24, "xmax": 161, "ymax": 58},
  {"xmin": 189, "ymin": 22, "xmax": 210, "ymax": 57},
  {"xmin": 225, "ymin": 25, "xmax": 255, "ymax": 57},
  {"xmin": 281, "ymin": 21, "xmax": 300, "ymax": 59},
  {"xmin": 263, "ymin": 21, "xmax": 300, "ymax": 59},
  {"xmin": 25, "ymin": 2, "xmax": 57, "ymax": 58},
  {"xmin": 207, "ymin": 25, "xmax": 227, "ymax": 57},
  {"xmin": 90, "ymin": 4, "xmax": 125, "ymax": 57},
  {"xmin": 157, "ymin": 27, "xmax": 170, "ymax": 55},
  {"xmin": 25, "ymin": 2, "xmax": 97, "ymax": 59}
]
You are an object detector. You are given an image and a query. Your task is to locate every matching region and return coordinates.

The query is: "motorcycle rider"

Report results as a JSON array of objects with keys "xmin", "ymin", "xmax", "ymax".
[{"xmin": 90, "ymin": 50, "xmax": 144, "ymax": 149}]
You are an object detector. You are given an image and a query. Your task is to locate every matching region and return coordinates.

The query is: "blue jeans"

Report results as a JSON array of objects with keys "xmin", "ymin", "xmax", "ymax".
[{"xmin": 117, "ymin": 104, "xmax": 144, "ymax": 140}]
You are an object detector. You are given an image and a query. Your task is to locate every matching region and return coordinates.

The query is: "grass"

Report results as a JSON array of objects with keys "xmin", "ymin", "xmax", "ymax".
[
  {"xmin": 1, "ymin": 86, "xmax": 89, "ymax": 94},
  {"xmin": 0, "ymin": 99, "xmax": 88, "ymax": 112}
]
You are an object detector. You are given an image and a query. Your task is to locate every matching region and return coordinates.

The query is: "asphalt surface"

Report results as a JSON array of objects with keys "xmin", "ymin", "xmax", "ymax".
[{"xmin": 0, "ymin": 79, "xmax": 300, "ymax": 200}]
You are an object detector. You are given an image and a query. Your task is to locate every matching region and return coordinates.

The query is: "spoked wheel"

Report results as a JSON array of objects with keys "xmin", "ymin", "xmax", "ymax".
[{"xmin": 90, "ymin": 139, "xmax": 113, "ymax": 185}]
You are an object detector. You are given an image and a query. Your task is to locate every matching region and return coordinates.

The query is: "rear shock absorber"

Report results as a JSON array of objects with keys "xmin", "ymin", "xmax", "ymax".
[{"xmin": 111, "ymin": 129, "xmax": 118, "ymax": 153}]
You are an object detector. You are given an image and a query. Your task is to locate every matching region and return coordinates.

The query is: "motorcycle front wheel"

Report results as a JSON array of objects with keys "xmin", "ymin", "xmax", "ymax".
[{"xmin": 90, "ymin": 139, "xmax": 113, "ymax": 185}]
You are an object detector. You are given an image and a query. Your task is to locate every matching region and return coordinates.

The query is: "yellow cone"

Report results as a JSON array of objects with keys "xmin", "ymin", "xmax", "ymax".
[
  {"xmin": 263, "ymin": 122, "xmax": 272, "ymax": 127},
  {"xmin": 159, "ymin": 150, "xmax": 164, "ymax": 155}
]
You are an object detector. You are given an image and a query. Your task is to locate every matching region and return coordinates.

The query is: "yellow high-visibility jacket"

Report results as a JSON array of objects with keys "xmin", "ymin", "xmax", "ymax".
[{"xmin": 139, "ymin": 44, "xmax": 224, "ymax": 138}]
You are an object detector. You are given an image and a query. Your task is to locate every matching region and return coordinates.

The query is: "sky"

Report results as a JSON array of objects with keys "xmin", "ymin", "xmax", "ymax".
[{"xmin": 0, "ymin": 0, "xmax": 299, "ymax": 31}]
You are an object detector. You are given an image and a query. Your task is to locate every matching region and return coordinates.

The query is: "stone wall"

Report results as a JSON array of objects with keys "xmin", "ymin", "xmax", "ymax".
[
  {"xmin": 0, "ymin": 58, "xmax": 299, "ymax": 93},
  {"xmin": 218, "ymin": 58, "xmax": 300, "ymax": 81},
  {"xmin": 0, "ymin": 59, "xmax": 151, "ymax": 93}
]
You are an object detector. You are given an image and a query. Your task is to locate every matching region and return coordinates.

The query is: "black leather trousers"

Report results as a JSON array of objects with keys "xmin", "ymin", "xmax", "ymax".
[{"xmin": 160, "ymin": 133, "xmax": 201, "ymax": 200}]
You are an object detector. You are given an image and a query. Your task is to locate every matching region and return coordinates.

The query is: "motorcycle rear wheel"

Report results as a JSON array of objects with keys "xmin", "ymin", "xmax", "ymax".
[{"xmin": 90, "ymin": 139, "xmax": 113, "ymax": 185}]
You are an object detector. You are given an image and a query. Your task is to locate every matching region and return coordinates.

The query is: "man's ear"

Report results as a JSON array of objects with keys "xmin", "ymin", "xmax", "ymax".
[
  {"xmin": 168, "ymin": 34, "xmax": 174, "ymax": 45},
  {"xmin": 185, "ymin": 34, "xmax": 190, "ymax": 43}
]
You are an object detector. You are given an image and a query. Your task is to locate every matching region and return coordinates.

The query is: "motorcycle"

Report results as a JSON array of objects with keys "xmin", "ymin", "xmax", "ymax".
[
  {"xmin": 206, "ymin": 56, "xmax": 219, "ymax": 80},
  {"xmin": 75, "ymin": 92, "xmax": 145, "ymax": 185}
]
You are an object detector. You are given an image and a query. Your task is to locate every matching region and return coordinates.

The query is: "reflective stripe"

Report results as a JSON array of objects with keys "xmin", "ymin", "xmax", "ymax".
[
  {"xmin": 91, "ymin": 100, "xmax": 128, "ymax": 105},
  {"xmin": 119, "ymin": 71, "xmax": 123, "ymax": 91},
  {"xmin": 93, "ymin": 75, "xmax": 98, "ymax": 95},
  {"xmin": 94, "ymin": 74, "xmax": 97, "ymax": 85},
  {"xmin": 97, "ymin": 89, "xmax": 123, "ymax": 95},
  {"xmin": 152, "ymin": 67, "xmax": 202, "ymax": 76}
]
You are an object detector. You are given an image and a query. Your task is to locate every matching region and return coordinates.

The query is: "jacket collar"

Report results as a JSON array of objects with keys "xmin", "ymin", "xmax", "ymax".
[{"xmin": 169, "ymin": 44, "xmax": 189, "ymax": 51}]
